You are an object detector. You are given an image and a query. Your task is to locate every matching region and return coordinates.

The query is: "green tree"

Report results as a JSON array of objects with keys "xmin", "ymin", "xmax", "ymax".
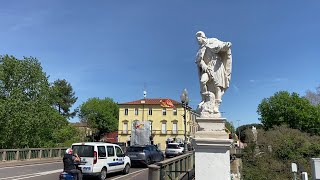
[
  {"xmin": 0, "ymin": 55, "xmax": 76, "ymax": 148},
  {"xmin": 79, "ymin": 97, "xmax": 119, "ymax": 141},
  {"xmin": 305, "ymin": 85, "xmax": 320, "ymax": 106},
  {"xmin": 257, "ymin": 91, "xmax": 320, "ymax": 135},
  {"xmin": 51, "ymin": 79, "xmax": 78, "ymax": 119},
  {"xmin": 235, "ymin": 123, "xmax": 263, "ymax": 142},
  {"xmin": 51, "ymin": 124, "xmax": 82, "ymax": 147},
  {"xmin": 242, "ymin": 126, "xmax": 320, "ymax": 180},
  {"xmin": 225, "ymin": 120, "xmax": 235, "ymax": 133}
]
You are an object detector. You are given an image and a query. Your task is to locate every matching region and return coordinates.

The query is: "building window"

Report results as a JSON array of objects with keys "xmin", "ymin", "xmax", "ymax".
[
  {"xmin": 162, "ymin": 108, "xmax": 166, "ymax": 115},
  {"xmin": 123, "ymin": 121, "xmax": 128, "ymax": 134},
  {"xmin": 173, "ymin": 108, "xmax": 177, "ymax": 115},
  {"xmin": 124, "ymin": 108, "xmax": 128, "ymax": 115},
  {"xmin": 135, "ymin": 108, "xmax": 139, "ymax": 115},
  {"xmin": 172, "ymin": 122, "xmax": 177, "ymax": 134},
  {"xmin": 161, "ymin": 121, "xmax": 167, "ymax": 134},
  {"xmin": 148, "ymin": 108, "xmax": 152, "ymax": 115}
]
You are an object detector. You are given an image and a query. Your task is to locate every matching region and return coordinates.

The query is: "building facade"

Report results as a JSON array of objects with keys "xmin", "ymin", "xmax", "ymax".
[{"xmin": 118, "ymin": 98, "xmax": 199, "ymax": 150}]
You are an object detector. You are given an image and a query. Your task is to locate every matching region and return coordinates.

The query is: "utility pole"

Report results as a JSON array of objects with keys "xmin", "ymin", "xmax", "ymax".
[{"xmin": 180, "ymin": 88, "xmax": 189, "ymax": 153}]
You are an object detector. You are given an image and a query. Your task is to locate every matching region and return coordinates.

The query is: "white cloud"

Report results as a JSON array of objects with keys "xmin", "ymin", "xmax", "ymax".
[
  {"xmin": 5, "ymin": 10, "xmax": 48, "ymax": 31},
  {"xmin": 272, "ymin": 78, "xmax": 288, "ymax": 82},
  {"xmin": 233, "ymin": 85, "xmax": 239, "ymax": 92}
]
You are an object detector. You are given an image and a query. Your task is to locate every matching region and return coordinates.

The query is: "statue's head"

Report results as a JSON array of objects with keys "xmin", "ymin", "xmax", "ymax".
[
  {"xmin": 196, "ymin": 31, "xmax": 206, "ymax": 45},
  {"xmin": 196, "ymin": 31, "xmax": 205, "ymax": 37}
]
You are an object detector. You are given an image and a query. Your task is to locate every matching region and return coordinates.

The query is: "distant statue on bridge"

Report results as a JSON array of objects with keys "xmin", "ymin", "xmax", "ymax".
[{"xmin": 195, "ymin": 31, "xmax": 232, "ymax": 118}]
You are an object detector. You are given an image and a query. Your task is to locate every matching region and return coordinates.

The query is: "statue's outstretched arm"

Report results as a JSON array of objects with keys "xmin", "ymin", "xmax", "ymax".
[{"xmin": 219, "ymin": 42, "xmax": 232, "ymax": 52}]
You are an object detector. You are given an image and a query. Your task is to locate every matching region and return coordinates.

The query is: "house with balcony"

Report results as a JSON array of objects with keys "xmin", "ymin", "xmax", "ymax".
[{"xmin": 117, "ymin": 98, "xmax": 199, "ymax": 150}]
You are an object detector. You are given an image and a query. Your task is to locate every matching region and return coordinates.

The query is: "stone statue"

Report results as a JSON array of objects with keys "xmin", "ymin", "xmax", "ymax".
[{"xmin": 195, "ymin": 31, "xmax": 232, "ymax": 118}]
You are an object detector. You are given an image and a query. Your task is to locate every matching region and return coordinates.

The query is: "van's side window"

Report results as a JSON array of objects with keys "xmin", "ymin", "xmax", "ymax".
[
  {"xmin": 98, "ymin": 146, "xmax": 106, "ymax": 157},
  {"xmin": 107, "ymin": 146, "xmax": 115, "ymax": 157},
  {"xmin": 115, "ymin": 146, "xmax": 123, "ymax": 156}
]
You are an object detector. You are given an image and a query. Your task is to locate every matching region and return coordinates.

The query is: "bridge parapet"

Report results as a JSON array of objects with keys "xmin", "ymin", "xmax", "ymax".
[
  {"xmin": 0, "ymin": 147, "xmax": 67, "ymax": 162},
  {"xmin": 148, "ymin": 152, "xmax": 195, "ymax": 180}
]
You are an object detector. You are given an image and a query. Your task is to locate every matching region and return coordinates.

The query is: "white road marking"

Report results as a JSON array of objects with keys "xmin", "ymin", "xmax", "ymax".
[
  {"xmin": 0, "ymin": 169, "xmax": 62, "ymax": 180},
  {"xmin": 0, "ymin": 161, "xmax": 61, "ymax": 170},
  {"xmin": 110, "ymin": 168, "xmax": 148, "ymax": 180}
]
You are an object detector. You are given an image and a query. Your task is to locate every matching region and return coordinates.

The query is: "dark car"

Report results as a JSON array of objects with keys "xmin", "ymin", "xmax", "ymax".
[{"xmin": 125, "ymin": 145, "xmax": 164, "ymax": 167}]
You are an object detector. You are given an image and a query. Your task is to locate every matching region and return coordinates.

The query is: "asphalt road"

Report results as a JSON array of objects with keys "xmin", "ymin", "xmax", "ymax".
[{"xmin": 0, "ymin": 160, "xmax": 148, "ymax": 180}]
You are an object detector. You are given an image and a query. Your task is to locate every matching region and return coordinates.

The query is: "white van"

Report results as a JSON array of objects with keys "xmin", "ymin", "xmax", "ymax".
[{"xmin": 72, "ymin": 142, "xmax": 131, "ymax": 180}]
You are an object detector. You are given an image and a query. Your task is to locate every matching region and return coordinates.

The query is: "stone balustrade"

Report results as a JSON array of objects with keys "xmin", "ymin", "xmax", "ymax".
[
  {"xmin": 148, "ymin": 152, "xmax": 195, "ymax": 180},
  {"xmin": 0, "ymin": 147, "xmax": 68, "ymax": 162}
]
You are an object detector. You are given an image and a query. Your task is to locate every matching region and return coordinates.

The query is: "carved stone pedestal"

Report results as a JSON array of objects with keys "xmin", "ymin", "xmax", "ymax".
[{"xmin": 192, "ymin": 117, "xmax": 232, "ymax": 180}]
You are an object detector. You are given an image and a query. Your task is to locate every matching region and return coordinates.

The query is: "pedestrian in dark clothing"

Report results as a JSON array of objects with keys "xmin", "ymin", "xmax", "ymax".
[{"xmin": 63, "ymin": 148, "xmax": 82, "ymax": 180}]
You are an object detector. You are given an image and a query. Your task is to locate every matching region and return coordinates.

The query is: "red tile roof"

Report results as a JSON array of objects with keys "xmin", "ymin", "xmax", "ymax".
[{"xmin": 119, "ymin": 98, "xmax": 181, "ymax": 105}]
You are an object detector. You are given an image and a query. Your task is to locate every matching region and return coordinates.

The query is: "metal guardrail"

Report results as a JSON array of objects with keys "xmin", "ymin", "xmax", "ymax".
[
  {"xmin": 0, "ymin": 148, "xmax": 68, "ymax": 162},
  {"xmin": 148, "ymin": 152, "xmax": 195, "ymax": 180}
]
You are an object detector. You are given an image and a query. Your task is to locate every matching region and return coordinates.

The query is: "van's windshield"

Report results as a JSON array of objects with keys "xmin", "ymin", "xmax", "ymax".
[{"xmin": 72, "ymin": 145, "xmax": 94, "ymax": 157}]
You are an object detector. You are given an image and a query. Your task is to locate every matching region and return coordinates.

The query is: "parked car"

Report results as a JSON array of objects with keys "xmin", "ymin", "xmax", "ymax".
[
  {"xmin": 165, "ymin": 143, "xmax": 184, "ymax": 158},
  {"xmin": 165, "ymin": 143, "xmax": 195, "ymax": 158},
  {"xmin": 71, "ymin": 142, "xmax": 131, "ymax": 180},
  {"xmin": 187, "ymin": 143, "xmax": 195, "ymax": 151},
  {"xmin": 125, "ymin": 145, "xmax": 164, "ymax": 166}
]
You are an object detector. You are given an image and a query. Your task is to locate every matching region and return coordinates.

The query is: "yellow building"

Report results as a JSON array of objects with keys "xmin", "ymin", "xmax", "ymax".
[{"xmin": 118, "ymin": 98, "xmax": 199, "ymax": 150}]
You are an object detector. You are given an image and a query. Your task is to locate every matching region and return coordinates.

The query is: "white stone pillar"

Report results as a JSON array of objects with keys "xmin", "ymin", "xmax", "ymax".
[
  {"xmin": 311, "ymin": 158, "xmax": 320, "ymax": 180},
  {"xmin": 192, "ymin": 117, "xmax": 232, "ymax": 180}
]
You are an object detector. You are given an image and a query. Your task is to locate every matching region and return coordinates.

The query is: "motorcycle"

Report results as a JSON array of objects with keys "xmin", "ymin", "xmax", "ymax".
[
  {"xmin": 59, "ymin": 161, "xmax": 85, "ymax": 180},
  {"xmin": 59, "ymin": 172, "xmax": 76, "ymax": 180}
]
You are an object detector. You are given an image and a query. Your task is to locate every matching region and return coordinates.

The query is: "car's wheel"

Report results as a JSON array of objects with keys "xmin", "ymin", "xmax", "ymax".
[
  {"xmin": 160, "ymin": 155, "xmax": 165, "ymax": 161},
  {"xmin": 99, "ymin": 168, "xmax": 107, "ymax": 180},
  {"xmin": 145, "ymin": 157, "xmax": 151, "ymax": 165},
  {"xmin": 122, "ymin": 163, "xmax": 130, "ymax": 174}
]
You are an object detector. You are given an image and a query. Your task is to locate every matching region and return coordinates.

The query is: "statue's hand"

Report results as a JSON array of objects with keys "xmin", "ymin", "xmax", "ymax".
[
  {"xmin": 202, "ymin": 65, "xmax": 208, "ymax": 72},
  {"xmin": 226, "ymin": 42, "xmax": 232, "ymax": 47}
]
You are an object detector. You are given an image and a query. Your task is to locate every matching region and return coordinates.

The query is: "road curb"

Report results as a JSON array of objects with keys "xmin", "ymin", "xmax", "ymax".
[{"xmin": 0, "ymin": 158, "xmax": 62, "ymax": 168}]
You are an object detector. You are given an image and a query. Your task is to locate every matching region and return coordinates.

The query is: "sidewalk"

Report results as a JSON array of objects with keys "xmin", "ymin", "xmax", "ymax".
[{"xmin": 0, "ymin": 158, "xmax": 62, "ymax": 168}]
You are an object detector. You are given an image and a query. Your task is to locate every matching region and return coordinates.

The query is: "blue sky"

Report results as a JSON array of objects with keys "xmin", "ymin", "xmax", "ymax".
[{"xmin": 1, "ymin": 1, "xmax": 320, "ymax": 127}]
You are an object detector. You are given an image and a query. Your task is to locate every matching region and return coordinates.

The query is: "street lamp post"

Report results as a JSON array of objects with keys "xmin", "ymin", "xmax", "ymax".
[
  {"xmin": 180, "ymin": 88, "xmax": 189, "ymax": 153},
  {"xmin": 237, "ymin": 119, "xmax": 241, "ymax": 147}
]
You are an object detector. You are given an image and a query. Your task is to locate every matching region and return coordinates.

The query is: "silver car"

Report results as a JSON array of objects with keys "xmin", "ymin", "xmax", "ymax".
[
  {"xmin": 165, "ymin": 143, "xmax": 184, "ymax": 158},
  {"xmin": 125, "ymin": 145, "xmax": 164, "ymax": 167}
]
